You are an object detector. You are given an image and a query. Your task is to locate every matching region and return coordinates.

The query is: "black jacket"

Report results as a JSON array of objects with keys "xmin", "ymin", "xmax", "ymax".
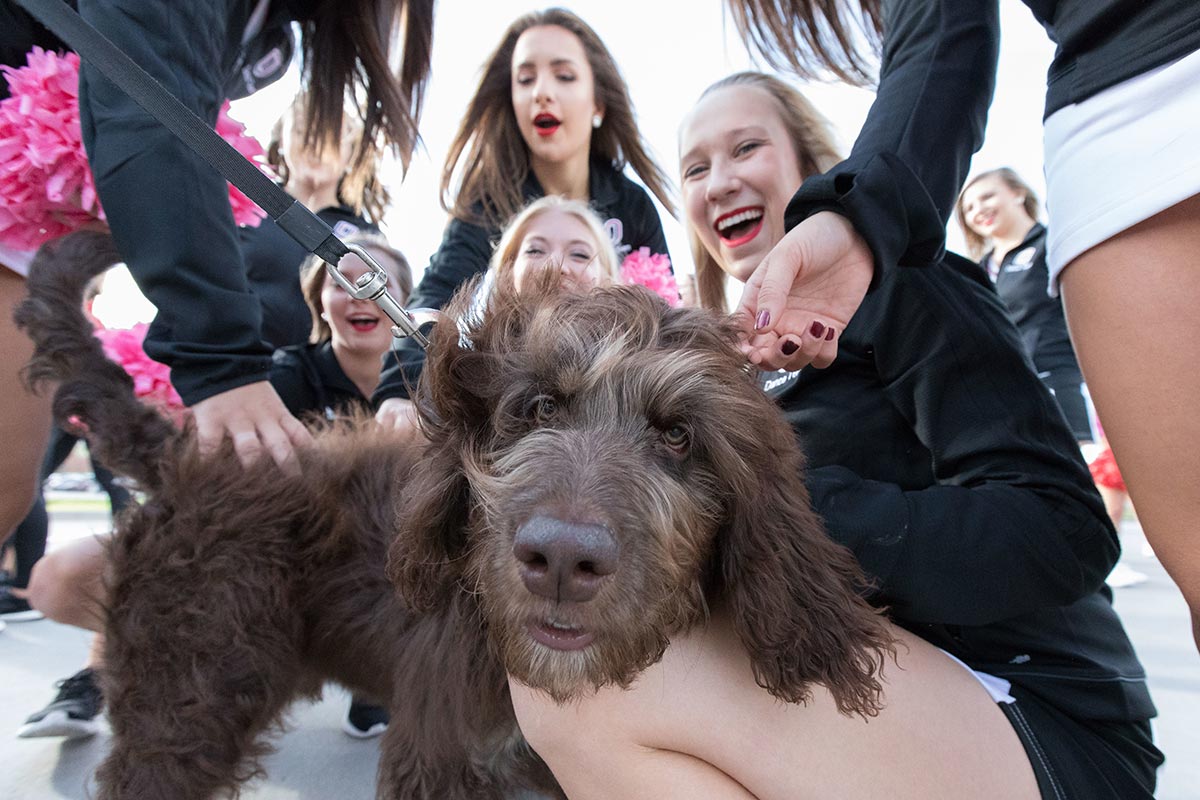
[
  {"xmin": 270, "ymin": 339, "xmax": 365, "ymax": 420},
  {"xmin": 240, "ymin": 206, "xmax": 374, "ymax": 349},
  {"xmin": 981, "ymin": 223, "xmax": 1079, "ymax": 375},
  {"xmin": 786, "ymin": 0, "xmax": 1200, "ymax": 279},
  {"xmin": 372, "ymin": 159, "xmax": 669, "ymax": 402},
  {"xmin": 764, "ymin": 254, "xmax": 1153, "ymax": 724},
  {"xmin": 73, "ymin": 0, "xmax": 303, "ymax": 405}
]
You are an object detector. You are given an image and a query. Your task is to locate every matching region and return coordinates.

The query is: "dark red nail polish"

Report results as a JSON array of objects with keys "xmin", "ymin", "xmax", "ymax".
[
  {"xmin": 781, "ymin": 339, "xmax": 799, "ymax": 356},
  {"xmin": 824, "ymin": 327, "xmax": 835, "ymax": 341},
  {"xmin": 809, "ymin": 321, "xmax": 826, "ymax": 338},
  {"xmin": 755, "ymin": 310, "xmax": 770, "ymax": 331}
]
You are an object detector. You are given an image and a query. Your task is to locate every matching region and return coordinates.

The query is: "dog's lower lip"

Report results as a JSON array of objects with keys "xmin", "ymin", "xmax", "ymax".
[{"xmin": 528, "ymin": 621, "xmax": 594, "ymax": 651}]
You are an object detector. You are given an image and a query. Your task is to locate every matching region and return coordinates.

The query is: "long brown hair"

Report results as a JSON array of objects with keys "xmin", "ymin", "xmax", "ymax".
[
  {"xmin": 724, "ymin": 0, "xmax": 883, "ymax": 86},
  {"xmin": 441, "ymin": 8, "xmax": 675, "ymax": 227},
  {"xmin": 296, "ymin": 0, "xmax": 434, "ymax": 192},
  {"xmin": 266, "ymin": 97, "xmax": 390, "ymax": 224},
  {"xmin": 686, "ymin": 73, "xmax": 843, "ymax": 312},
  {"xmin": 955, "ymin": 168, "xmax": 1041, "ymax": 259}
]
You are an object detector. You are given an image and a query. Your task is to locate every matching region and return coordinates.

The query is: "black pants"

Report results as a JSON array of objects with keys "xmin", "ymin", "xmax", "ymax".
[{"xmin": 1001, "ymin": 686, "xmax": 1162, "ymax": 800}]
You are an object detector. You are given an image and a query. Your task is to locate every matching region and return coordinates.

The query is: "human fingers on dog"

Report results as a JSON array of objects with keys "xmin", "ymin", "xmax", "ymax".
[
  {"xmin": 193, "ymin": 382, "xmax": 309, "ymax": 473},
  {"xmin": 374, "ymin": 397, "xmax": 421, "ymax": 440}
]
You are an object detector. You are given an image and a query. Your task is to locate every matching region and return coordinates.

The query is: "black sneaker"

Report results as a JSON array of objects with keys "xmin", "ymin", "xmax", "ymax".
[
  {"xmin": 17, "ymin": 668, "xmax": 104, "ymax": 739},
  {"xmin": 342, "ymin": 698, "xmax": 389, "ymax": 739},
  {"xmin": 0, "ymin": 587, "xmax": 43, "ymax": 622}
]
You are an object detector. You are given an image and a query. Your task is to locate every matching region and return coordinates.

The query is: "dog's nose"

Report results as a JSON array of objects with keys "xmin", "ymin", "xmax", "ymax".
[{"xmin": 513, "ymin": 515, "xmax": 618, "ymax": 603}]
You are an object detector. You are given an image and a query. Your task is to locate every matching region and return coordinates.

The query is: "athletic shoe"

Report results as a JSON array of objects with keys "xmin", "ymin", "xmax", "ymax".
[
  {"xmin": 0, "ymin": 587, "xmax": 43, "ymax": 622},
  {"xmin": 1106, "ymin": 562, "xmax": 1149, "ymax": 589},
  {"xmin": 17, "ymin": 668, "xmax": 104, "ymax": 739},
  {"xmin": 342, "ymin": 699, "xmax": 389, "ymax": 739}
]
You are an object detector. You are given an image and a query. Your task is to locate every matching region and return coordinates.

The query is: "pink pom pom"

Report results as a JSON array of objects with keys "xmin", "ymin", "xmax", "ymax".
[
  {"xmin": 216, "ymin": 102, "xmax": 269, "ymax": 228},
  {"xmin": 0, "ymin": 50, "xmax": 269, "ymax": 250},
  {"xmin": 94, "ymin": 323, "xmax": 188, "ymax": 427},
  {"xmin": 0, "ymin": 49, "xmax": 100, "ymax": 250},
  {"xmin": 620, "ymin": 247, "xmax": 679, "ymax": 307}
]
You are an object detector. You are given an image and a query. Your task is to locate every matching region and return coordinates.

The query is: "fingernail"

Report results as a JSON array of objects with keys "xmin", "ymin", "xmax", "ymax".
[
  {"xmin": 755, "ymin": 310, "xmax": 770, "ymax": 331},
  {"xmin": 781, "ymin": 339, "xmax": 799, "ymax": 356},
  {"xmin": 809, "ymin": 321, "xmax": 826, "ymax": 338},
  {"xmin": 824, "ymin": 327, "xmax": 836, "ymax": 341}
]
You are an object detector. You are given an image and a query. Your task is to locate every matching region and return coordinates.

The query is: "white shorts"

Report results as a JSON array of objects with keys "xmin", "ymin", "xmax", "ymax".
[
  {"xmin": 0, "ymin": 242, "xmax": 35, "ymax": 278},
  {"xmin": 1043, "ymin": 47, "xmax": 1200, "ymax": 294}
]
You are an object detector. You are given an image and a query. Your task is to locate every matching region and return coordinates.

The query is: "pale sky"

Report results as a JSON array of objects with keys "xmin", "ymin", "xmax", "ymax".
[{"xmin": 95, "ymin": 0, "xmax": 1058, "ymax": 326}]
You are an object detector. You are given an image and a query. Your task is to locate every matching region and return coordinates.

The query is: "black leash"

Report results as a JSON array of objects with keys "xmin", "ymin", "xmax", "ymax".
[{"xmin": 13, "ymin": 0, "xmax": 432, "ymax": 346}]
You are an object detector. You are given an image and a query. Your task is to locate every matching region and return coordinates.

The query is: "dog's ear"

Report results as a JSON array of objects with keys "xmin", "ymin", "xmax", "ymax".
[
  {"xmin": 719, "ymin": 432, "xmax": 893, "ymax": 718},
  {"xmin": 386, "ymin": 434, "xmax": 473, "ymax": 612},
  {"xmin": 386, "ymin": 292, "xmax": 498, "ymax": 611}
]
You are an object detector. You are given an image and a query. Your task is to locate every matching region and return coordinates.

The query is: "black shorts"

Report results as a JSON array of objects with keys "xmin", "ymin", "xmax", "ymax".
[
  {"xmin": 1039, "ymin": 369, "xmax": 1095, "ymax": 442},
  {"xmin": 1000, "ymin": 686, "xmax": 1162, "ymax": 800}
]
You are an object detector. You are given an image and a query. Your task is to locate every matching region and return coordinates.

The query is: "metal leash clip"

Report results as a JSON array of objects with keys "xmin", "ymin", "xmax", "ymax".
[{"xmin": 325, "ymin": 243, "xmax": 440, "ymax": 349}]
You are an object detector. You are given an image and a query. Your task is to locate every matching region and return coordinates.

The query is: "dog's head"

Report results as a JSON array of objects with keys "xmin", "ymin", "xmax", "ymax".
[{"xmin": 388, "ymin": 281, "xmax": 891, "ymax": 716}]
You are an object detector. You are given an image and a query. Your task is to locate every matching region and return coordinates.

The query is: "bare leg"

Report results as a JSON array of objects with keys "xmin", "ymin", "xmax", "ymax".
[
  {"xmin": 25, "ymin": 532, "xmax": 109, "ymax": 632},
  {"xmin": 1060, "ymin": 192, "xmax": 1200, "ymax": 651},
  {"xmin": 0, "ymin": 267, "xmax": 53, "ymax": 538},
  {"xmin": 511, "ymin": 614, "xmax": 1038, "ymax": 800}
]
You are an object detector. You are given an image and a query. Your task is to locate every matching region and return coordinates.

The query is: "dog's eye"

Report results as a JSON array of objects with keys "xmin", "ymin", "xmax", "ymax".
[
  {"xmin": 661, "ymin": 424, "xmax": 690, "ymax": 452},
  {"xmin": 528, "ymin": 394, "xmax": 558, "ymax": 424}
]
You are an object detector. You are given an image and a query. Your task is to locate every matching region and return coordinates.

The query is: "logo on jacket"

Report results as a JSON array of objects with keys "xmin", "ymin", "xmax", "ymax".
[
  {"xmin": 1003, "ymin": 246, "xmax": 1037, "ymax": 273},
  {"xmin": 761, "ymin": 369, "xmax": 802, "ymax": 395},
  {"xmin": 604, "ymin": 218, "xmax": 631, "ymax": 258}
]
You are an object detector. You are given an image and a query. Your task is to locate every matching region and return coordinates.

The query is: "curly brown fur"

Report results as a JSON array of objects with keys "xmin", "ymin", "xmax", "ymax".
[
  {"xmin": 94, "ymin": 419, "xmax": 558, "ymax": 799},
  {"xmin": 14, "ymin": 230, "xmax": 179, "ymax": 490},
  {"xmin": 26, "ymin": 234, "xmax": 891, "ymax": 797},
  {"xmin": 391, "ymin": 280, "xmax": 895, "ymax": 716},
  {"xmin": 18, "ymin": 233, "xmax": 558, "ymax": 799}
]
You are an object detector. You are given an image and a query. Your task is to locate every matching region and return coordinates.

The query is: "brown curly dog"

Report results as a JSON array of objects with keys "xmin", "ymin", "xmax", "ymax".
[{"xmin": 18, "ymin": 231, "xmax": 892, "ymax": 799}]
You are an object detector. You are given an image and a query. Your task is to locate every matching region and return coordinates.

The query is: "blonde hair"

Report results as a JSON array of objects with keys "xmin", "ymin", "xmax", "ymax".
[
  {"xmin": 684, "ymin": 72, "xmax": 843, "ymax": 311},
  {"xmin": 489, "ymin": 196, "xmax": 620, "ymax": 294},
  {"xmin": 299, "ymin": 232, "xmax": 413, "ymax": 343},
  {"xmin": 955, "ymin": 168, "xmax": 1041, "ymax": 259},
  {"xmin": 440, "ymin": 8, "xmax": 675, "ymax": 227}
]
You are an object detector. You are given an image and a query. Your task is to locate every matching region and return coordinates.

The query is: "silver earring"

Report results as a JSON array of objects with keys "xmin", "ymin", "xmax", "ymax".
[
  {"xmin": 320, "ymin": 312, "xmax": 330, "ymax": 321},
  {"xmin": 592, "ymin": 114, "xmax": 602, "ymax": 129}
]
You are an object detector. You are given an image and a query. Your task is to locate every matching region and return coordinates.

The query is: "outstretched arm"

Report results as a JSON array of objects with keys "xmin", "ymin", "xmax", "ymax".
[
  {"xmin": 76, "ymin": 0, "xmax": 307, "ymax": 467},
  {"xmin": 738, "ymin": 0, "xmax": 1001, "ymax": 371}
]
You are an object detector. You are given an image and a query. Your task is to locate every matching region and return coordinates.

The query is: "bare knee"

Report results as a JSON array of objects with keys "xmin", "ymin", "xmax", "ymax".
[
  {"xmin": 26, "ymin": 538, "xmax": 109, "ymax": 629},
  {"xmin": 0, "ymin": 476, "xmax": 39, "ymax": 538}
]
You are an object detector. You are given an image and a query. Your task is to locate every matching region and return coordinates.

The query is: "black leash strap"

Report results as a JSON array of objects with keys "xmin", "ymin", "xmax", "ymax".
[{"xmin": 13, "ymin": 0, "xmax": 432, "ymax": 346}]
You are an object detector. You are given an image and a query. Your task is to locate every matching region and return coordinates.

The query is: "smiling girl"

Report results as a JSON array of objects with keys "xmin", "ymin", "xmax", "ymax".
[
  {"xmin": 273, "ymin": 234, "xmax": 413, "ymax": 419},
  {"xmin": 490, "ymin": 196, "xmax": 620, "ymax": 297},
  {"xmin": 507, "ymin": 72, "xmax": 1159, "ymax": 800},
  {"xmin": 374, "ymin": 8, "xmax": 673, "ymax": 427},
  {"xmin": 956, "ymin": 169, "xmax": 1094, "ymax": 444}
]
